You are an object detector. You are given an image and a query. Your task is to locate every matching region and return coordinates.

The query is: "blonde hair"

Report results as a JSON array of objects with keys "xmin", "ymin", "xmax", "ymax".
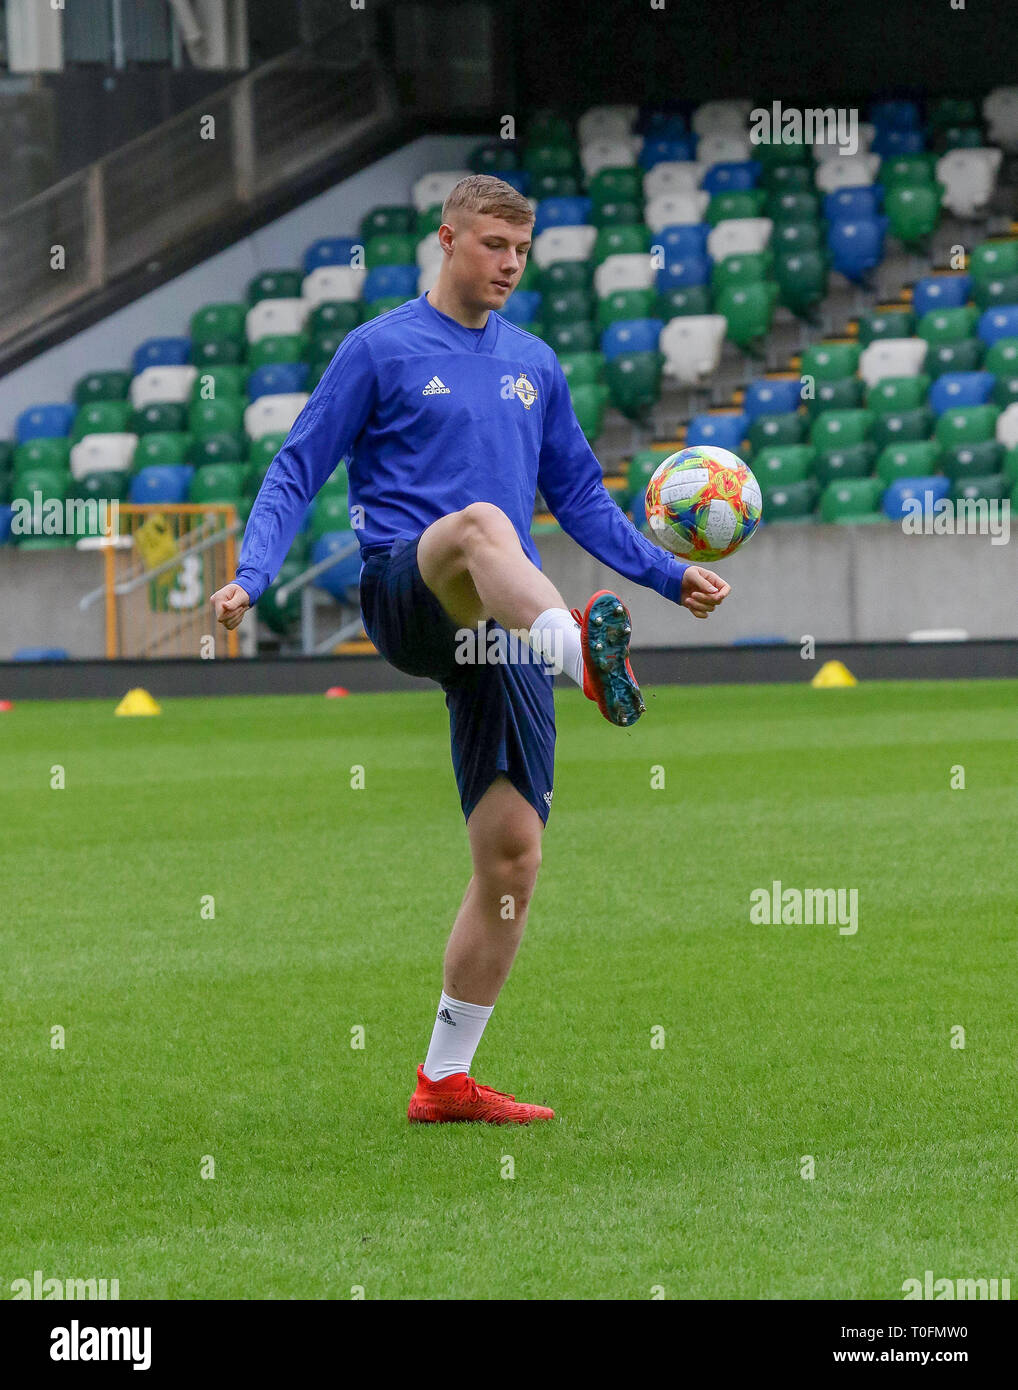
[{"xmin": 441, "ymin": 174, "xmax": 534, "ymax": 227}]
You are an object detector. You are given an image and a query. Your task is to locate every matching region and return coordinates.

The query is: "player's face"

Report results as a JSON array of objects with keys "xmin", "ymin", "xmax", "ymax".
[{"xmin": 455, "ymin": 213, "xmax": 534, "ymax": 309}]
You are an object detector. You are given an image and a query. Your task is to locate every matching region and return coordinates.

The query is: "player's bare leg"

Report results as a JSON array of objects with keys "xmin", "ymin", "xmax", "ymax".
[
  {"xmin": 417, "ymin": 501, "xmax": 644, "ymax": 725},
  {"xmin": 409, "ymin": 774, "xmax": 554, "ymax": 1123}
]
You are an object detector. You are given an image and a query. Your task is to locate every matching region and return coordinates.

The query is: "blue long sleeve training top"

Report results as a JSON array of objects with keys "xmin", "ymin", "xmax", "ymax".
[{"xmin": 233, "ymin": 290, "xmax": 689, "ymax": 608}]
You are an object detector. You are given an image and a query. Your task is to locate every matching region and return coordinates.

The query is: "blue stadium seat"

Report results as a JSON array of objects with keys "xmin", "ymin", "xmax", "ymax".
[
  {"xmin": 639, "ymin": 135, "xmax": 695, "ymax": 168},
  {"xmin": 823, "ymin": 186, "xmax": 882, "ymax": 222},
  {"xmin": 311, "ymin": 533, "xmax": 362, "ymax": 600},
  {"xmin": 247, "ymin": 362, "xmax": 309, "ymax": 401},
  {"xmin": 656, "ymin": 252, "xmax": 711, "ymax": 288},
  {"xmin": 828, "ymin": 217, "xmax": 887, "ymax": 282},
  {"xmin": 303, "ymin": 237, "xmax": 359, "ymax": 273},
  {"xmin": 743, "ymin": 378, "xmax": 803, "ymax": 419},
  {"xmin": 637, "ymin": 111, "xmax": 687, "ymax": 137},
  {"xmin": 601, "ymin": 318, "xmax": 663, "ymax": 359},
  {"xmin": 533, "ymin": 196, "xmax": 592, "ymax": 235},
  {"xmin": 134, "ymin": 337, "xmax": 191, "ymax": 372},
  {"xmin": 129, "ymin": 464, "xmax": 193, "ymax": 504},
  {"xmin": 656, "ymin": 224, "xmax": 711, "ymax": 256},
  {"xmin": 702, "ymin": 161, "xmax": 761, "ymax": 194},
  {"xmin": 13, "ymin": 647, "xmax": 69, "ymax": 660},
  {"xmin": 362, "ymin": 264, "xmax": 419, "ymax": 301},
  {"xmin": 978, "ymin": 305, "xmax": 1018, "ymax": 345},
  {"xmin": 928, "ymin": 371, "xmax": 995, "ymax": 414},
  {"xmin": 882, "ymin": 475, "xmax": 950, "ymax": 519},
  {"xmin": 912, "ymin": 274, "xmax": 973, "ymax": 318},
  {"xmin": 15, "ymin": 403, "xmax": 76, "ymax": 443},
  {"xmin": 686, "ymin": 412, "xmax": 749, "ymax": 451},
  {"xmin": 871, "ymin": 127, "xmax": 926, "ymax": 157},
  {"xmin": 0, "ymin": 505, "xmax": 13, "ymax": 544},
  {"xmin": 498, "ymin": 290, "xmax": 542, "ymax": 327},
  {"xmin": 870, "ymin": 99, "xmax": 922, "ymax": 130},
  {"xmin": 496, "ymin": 170, "xmax": 529, "ymax": 195}
]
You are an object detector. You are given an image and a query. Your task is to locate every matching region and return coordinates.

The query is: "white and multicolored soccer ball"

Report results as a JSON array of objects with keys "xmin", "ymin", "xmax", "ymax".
[{"xmin": 645, "ymin": 446, "xmax": 762, "ymax": 563}]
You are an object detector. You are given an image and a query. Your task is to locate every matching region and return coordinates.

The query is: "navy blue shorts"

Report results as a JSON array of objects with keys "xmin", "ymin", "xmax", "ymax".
[{"xmin": 359, "ymin": 532, "xmax": 556, "ymax": 826}]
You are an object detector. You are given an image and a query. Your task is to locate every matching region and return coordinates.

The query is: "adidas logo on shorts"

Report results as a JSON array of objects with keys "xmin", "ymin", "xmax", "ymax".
[{"xmin": 422, "ymin": 376, "xmax": 451, "ymax": 395}]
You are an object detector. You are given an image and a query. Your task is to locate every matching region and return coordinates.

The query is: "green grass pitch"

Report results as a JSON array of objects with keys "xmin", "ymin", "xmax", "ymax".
[{"xmin": 2, "ymin": 678, "xmax": 1016, "ymax": 1300}]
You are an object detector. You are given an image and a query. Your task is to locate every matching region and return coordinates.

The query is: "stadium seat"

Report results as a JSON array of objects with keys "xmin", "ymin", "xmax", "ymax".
[
  {"xmin": 866, "ymin": 375, "xmax": 931, "ymax": 414},
  {"xmin": 811, "ymin": 408, "xmax": 874, "ymax": 452},
  {"xmin": 876, "ymin": 440, "xmax": 940, "ymax": 484},
  {"xmin": 69, "ymin": 434, "xmax": 137, "ymax": 480},
  {"xmin": 870, "ymin": 407, "xmax": 934, "ymax": 450},
  {"xmin": 569, "ymin": 382, "xmax": 609, "ymax": 438},
  {"xmin": 828, "ymin": 217, "xmax": 886, "ymax": 281},
  {"xmin": 815, "ymin": 154, "xmax": 880, "ymax": 193},
  {"xmin": 928, "ymin": 371, "xmax": 995, "ymax": 413},
  {"xmin": 925, "ymin": 338, "xmax": 985, "ymax": 376},
  {"xmin": 858, "ymin": 338, "xmax": 929, "ymax": 386},
  {"xmin": 189, "ymin": 431, "xmax": 246, "ymax": 467},
  {"xmin": 129, "ymin": 464, "xmax": 192, "ymax": 504},
  {"xmin": 919, "ymin": 306, "xmax": 979, "ymax": 346},
  {"xmin": 763, "ymin": 478, "xmax": 818, "ymax": 520},
  {"xmin": 743, "ymin": 377, "xmax": 802, "ymax": 419},
  {"xmin": 660, "ymin": 315, "xmax": 727, "ymax": 383},
  {"xmin": 717, "ymin": 281, "xmax": 779, "ymax": 349},
  {"xmin": 884, "ymin": 184, "xmax": 942, "ymax": 246},
  {"xmin": 302, "ymin": 237, "xmax": 359, "ymax": 274},
  {"xmin": 190, "ymin": 303, "xmax": 246, "ymax": 344},
  {"xmin": 302, "ymin": 266, "xmax": 367, "ymax": 305},
  {"xmin": 821, "ymin": 477, "xmax": 883, "ymax": 521},
  {"xmin": 15, "ymin": 404, "xmax": 76, "ymax": 443},
  {"xmin": 687, "ymin": 412, "xmax": 749, "ymax": 451},
  {"xmin": 601, "ymin": 318, "xmax": 662, "ymax": 359},
  {"xmin": 702, "ymin": 162, "xmax": 761, "ymax": 195},
  {"xmin": 558, "ymin": 351, "xmax": 605, "ymax": 387},
  {"xmin": 72, "ymin": 401, "xmax": 132, "ymax": 442},
  {"xmin": 882, "ymin": 475, "xmax": 949, "ymax": 519},
  {"xmin": 697, "ymin": 133, "xmax": 752, "ymax": 166},
  {"xmin": 911, "ymin": 274, "xmax": 972, "ymax": 318},
  {"xmin": 934, "ymin": 404, "xmax": 1000, "ymax": 448},
  {"xmin": 746, "ymin": 411, "xmax": 805, "ymax": 452},
  {"xmin": 800, "ymin": 341, "xmax": 861, "ymax": 382},
  {"xmin": 813, "ymin": 442, "xmax": 877, "ymax": 485},
  {"xmin": 940, "ymin": 440, "xmax": 1004, "ymax": 481},
  {"xmin": 979, "ymin": 305, "xmax": 1018, "ymax": 345},
  {"xmin": 707, "ymin": 217, "xmax": 773, "ymax": 260},
  {"xmin": 753, "ymin": 444, "xmax": 815, "ymax": 487},
  {"xmin": 134, "ymin": 337, "xmax": 190, "ymax": 372},
  {"xmin": 362, "ymin": 265, "xmax": 418, "ymax": 302},
  {"xmin": 645, "ymin": 191, "xmax": 710, "ymax": 231},
  {"xmin": 995, "ymin": 403, "xmax": 1018, "ymax": 449},
  {"xmin": 692, "ymin": 99, "xmax": 753, "ymax": 137},
  {"xmin": 823, "ymin": 186, "xmax": 882, "ymax": 222},
  {"xmin": 774, "ymin": 248, "xmax": 828, "ymax": 318},
  {"xmin": 856, "ymin": 307, "xmax": 915, "ymax": 346},
  {"xmin": 805, "ymin": 376, "xmax": 864, "ymax": 418},
  {"xmin": 247, "ymin": 363, "xmax": 309, "ymax": 400},
  {"xmin": 589, "ymin": 165, "xmax": 644, "ymax": 206},
  {"xmin": 247, "ymin": 271, "xmax": 303, "ymax": 304},
  {"xmin": 244, "ymin": 394, "xmax": 308, "ymax": 439},
  {"xmin": 935, "ymin": 148, "xmax": 1002, "ymax": 217},
  {"xmin": 14, "ymin": 437, "xmax": 71, "ymax": 474},
  {"xmin": 532, "ymin": 225, "xmax": 598, "ymax": 268},
  {"xmin": 247, "ymin": 334, "xmax": 306, "ymax": 370},
  {"xmin": 605, "ymin": 352, "xmax": 662, "ymax": 419},
  {"xmin": 659, "ymin": 284, "xmax": 713, "ymax": 317},
  {"xmin": 311, "ymin": 533, "xmax": 362, "ymax": 602},
  {"xmin": 595, "ymin": 252, "xmax": 656, "ymax": 296},
  {"xmin": 643, "ymin": 161, "xmax": 706, "ymax": 198},
  {"xmin": 74, "ymin": 370, "xmax": 132, "ymax": 405}
]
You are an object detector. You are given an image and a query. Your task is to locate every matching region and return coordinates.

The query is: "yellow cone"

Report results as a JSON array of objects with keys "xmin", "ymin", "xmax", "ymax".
[
  {"xmin": 115, "ymin": 687, "xmax": 162, "ymax": 716},
  {"xmin": 811, "ymin": 660, "xmax": 858, "ymax": 688}
]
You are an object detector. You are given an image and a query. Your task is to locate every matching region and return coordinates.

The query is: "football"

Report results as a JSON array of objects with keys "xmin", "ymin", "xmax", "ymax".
[{"xmin": 645, "ymin": 446, "xmax": 763, "ymax": 563}]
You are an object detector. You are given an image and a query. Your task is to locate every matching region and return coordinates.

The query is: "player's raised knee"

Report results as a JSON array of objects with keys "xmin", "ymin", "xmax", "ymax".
[{"xmin": 459, "ymin": 500, "xmax": 513, "ymax": 551}]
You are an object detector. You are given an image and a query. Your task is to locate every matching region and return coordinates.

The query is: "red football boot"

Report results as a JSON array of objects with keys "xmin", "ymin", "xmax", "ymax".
[
  {"xmin": 570, "ymin": 589, "xmax": 645, "ymax": 726},
  {"xmin": 407, "ymin": 1066, "xmax": 555, "ymax": 1124}
]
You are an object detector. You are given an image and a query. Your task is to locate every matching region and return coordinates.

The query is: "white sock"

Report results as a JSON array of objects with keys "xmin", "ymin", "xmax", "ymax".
[
  {"xmin": 423, "ymin": 992, "xmax": 494, "ymax": 1081},
  {"xmin": 528, "ymin": 606, "xmax": 584, "ymax": 686}
]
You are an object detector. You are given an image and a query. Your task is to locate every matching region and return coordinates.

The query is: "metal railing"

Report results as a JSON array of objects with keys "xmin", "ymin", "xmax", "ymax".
[{"xmin": 0, "ymin": 10, "xmax": 401, "ymax": 353}]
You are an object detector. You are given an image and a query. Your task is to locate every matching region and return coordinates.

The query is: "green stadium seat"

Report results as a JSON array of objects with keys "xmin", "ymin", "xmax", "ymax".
[
  {"xmin": 317, "ymin": 467, "xmax": 349, "ymax": 499},
  {"xmin": 810, "ymin": 407, "xmax": 874, "ymax": 452},
  {"xmin": 528, "ymin": 173, "xmax": 581, "ymax": 201},
  {"xmin": 14, "ymin": 437, "xmax": 71, "ymax": 474},
  {"xmin": 707, "ymin": 190, "xmax": 766, "ymax": 225},
  {"xmin": 469, "ymin": 143, "xmax": 520, "ymax": 174},
  {"xmin": 605, "ymin": 352, "xmax": 662, "ymax": 420},
  {"xmin": 717, "ymin": 281, "xmax": 779, "ymax": 349},
  {"xmin": 593, "ymin": 225, "xmax": 650, "ymax": 262},
  {"xmin": 598, "ymin": 288, "xmax": 657, "ymax": 329},
  {"xmin": 189, "ymin": 397, "xmax": 245, "ymax": 440},
  {"xmin": 190, "ymin": 303, "xmax": 246, "ymax": 344},
  {"xmin": 363, "ymin": 234, "xmax": 417, "ymax": 268},
  {"xmin": 71, "ymin": 400, "xmax": 131, "ymax": 442},
  {"xmin": 765, "ymin": 189, "xmax": 819, "ymax": 222},
  {"xmin": 876, "ymin": 440, "xmax": 940, "ymax": 484},
  {"xmin": 885, "ymin": 184, "xmax": 942, "ymax": 245},
  {"xmin": 188, "ymin": 431, "xmax": 246, "ymax": 467},
  {"xmin": 541, "ymin": 260, "xmax": 593, "ymax": 293},
  {"xmin": 820, "ymin": 477, "xmax": 882, "ymax": 521},
  {"xmin": 73, "ymin": 370, "xmax": 132, "ymax": 406},
  {"xmin": 753, "ymin": 444, "xmax": 816, "ymax": 488},
  {"xmin": 258, "ymin": 558, "xmax": 303, "ymax": 634},
  {"xmin": 524, "ymin": 113, "xmax": 574, "ymax": 147},
  {"xmin": 247, "ymin": 271, "xmax": 303, "ymax": 304},
  {"xmin": 191, "ymin": 338, "xmax": 246, "ymax": 367},
  {"xmin": 813, "ymin": 442, "xmax": 877, "ymax": 485},
  {"xmin": 359, "ymin": 205, "xmax": 416, "ymax": 239},
  {"xmin": 190, "ymin": 365, "xmax": 246, "ymax": 401},
  {"xmin": 310, "ymin": 493, "xmax": 351, "ymax": 541},
  {"xmin": 591, "ymin": 200, "xmax": 643, "ymax": 229},
  {"xmin": 774, "ymin": 248, "xmax": 828, "ymax": 318},
  {"xmin": 558, "ymin": 351, "xmax": 605, "ymax": 387},
  {"xmin": 879, "ymin": 154, "xmax": 937, "ymax": 188},
  {"xmin": 658, "ymin": 285, "xmax": 713, "ymax": 318},
  {"xmin": 967, "ymin": 239, "xmax": 1018, "ymax": 285},
  {"xmin": 991, "ymin": 375, "xmax": 1018, "ymax": 409},
  {"xmin": 189, "ymin": 463, "xmax": 246, "ymax": 505},
  {"xmin": 934, "ymin": 403, "xmax": 1000, "ymax": 448},
  {"xmin": 772, "ymin": 219, "xmax": 824, "ymax": 253},
  {"xmin": 950, "ymin": 473, "xmax": 1008, "ymax": 503},
  {"xmin": 416, "ymin": 204, "xmax": 445, "ymax": 235},
  {"xmin": 918, "ymin": 306, "xmax": 979, "ymax": 346},
  {"xmin": 247, "ymin": 334, "xmax": 306, "ymax": 369},
  {"xmin": 755, "ymin": 140, "xmax": 811, "ymax": 170},
  {"xmin": 856, "ymin": 308, "xmax": 916, "ymax": 346},
  {"xmin": 247, "ymin": 433, "xmax": 287, "ymax": 479},
  {"xmin": 712, "ymin": 251, "xmax": 772, "ymax": 293},
  {"xmin": 747, "ymin": 412, "xmax": 805, "ymax": 453},
  {"xmin": 308, "ymin": 330, "xmax": 347, "ymax": 366},
  {"xmin": 523, "ymin": 144, "xmax": 578, "ymax": 178},
  {"xmin": 14, "ymin": 464, "xmax": 68, "ymax": 499},
  {"xmin": 866, "ymin": 375, "xmax": 932, "ymax": 414},
  {"xmin": 133, "ymin": 432, "xmax": 192, "ymax": 468},
  {"xmin": 570, "ymin": 382, "xmax": 610, "ymax": 439},
  {"xmin": 982, "ymin": 338, "xmax": 1018, "ymax": 376},
  {"xmin": 588, "ymin": 167, "xmax": 643, "ymax": 207},
  {"xmin": 800, "ymin": 341, "xmax": 861, "ymax": 382},
  {"xmin": 546, "ymin": 321, "xmax": 599, "ymax": 354},
  {"xmin": 308, "ymin": 301, "xmax": 361, "ymax": 337},
  {"xmin": 543, "ymin": 288, "xmax": 595, "ymax": 325},
  {"xmin": 72, "ymin": 470, "xmax": 129, "ymax": 504},
  {"xmin": 763, "ymin": 478, "xmax": 818, "ymax": 520},
  {"xmin": 131, "ymin": 402, "xmax": 189, "ymax": 436},
  {"xmin": 940, "ymin": 440, "xmax": 1003, "ymax": 481},
  {"xmin": 762, "ymin": 164, "xmax": 815, "ymax": 195},
  {"xmin": 925, "ymin": 338, "xmax": 985, "ymax": 376},
  {"xmin": 626, "ymin": 448, "xmax": 675, "ymax": 506},
  {"xmin": 805, "ymin": 376, "xmax": 864, "ymax": 418},
  {"xmin": 1003, "ymin": 446, "xmax": 1018, "ymax": 486},
  {"xmin": 972, "ymin": 273, "xmax": 1018, "ymax": 311},
  {"xmin": 870, "ymin": 407, "xmax": 934, "ymax": 451}
]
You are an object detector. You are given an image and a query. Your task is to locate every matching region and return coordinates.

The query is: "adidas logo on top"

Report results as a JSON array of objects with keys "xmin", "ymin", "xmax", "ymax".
[{"xmin": 422, "ymin": 376, "xmax": 451, "ymax": 395}]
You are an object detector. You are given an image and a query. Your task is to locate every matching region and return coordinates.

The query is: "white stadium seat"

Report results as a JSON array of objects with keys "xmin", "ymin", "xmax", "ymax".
[
  {"xmin": 593, "ymin": 252, "xmax": 655, "ymax": 297},
  {"xmin": 245, "ymin": 298, "xmax": 309, "ymax": 344},
  {"xmin": 70, "ymin": 434, "xmax": 138, "ymax": 480},
  {"xmin": 983, "ymin": 87, "xmax": 1018, "ymax": 150},
  {"xmin": 645, "ymin": 191, "xmax": 710, "ymax": 233},
  {"xmin": 995, "ymin": 402, "xmax": 1018, "ymax": 450},
  {"xmin": 660, "ymin": 315, "xmax": 727, "ymax": 384},
  {"xmin": 858, "ymin": 338, "xmax": 929, "ymax": 387},
  {"xmin": 643, "ymin": 161, "xmax": 705, "ymax": 199},
  {"xmin": 577, "ymin": 105, "xmax": 638, "ymax": 144},
  {"xmin": 416, "ymin": 232, "xmax": 445, "ymax": 278},
  {"xmin": 244, "ymin": 394, "xmax": 309, "ymax": 440},
  {"xmin": 696, "ymin": 132, "xmax": 752, "ymax": 167},
  {"xmin": 935, "ymin": 148, "xmax": 1003, "ymax": 218},
  {"xmin": 815, "ymin": 154, "xmax": 880, "ymax": 192},
  {"xmin": 412, "ymin": 170, "xmax": 473, "ymax": 214},
  {"xmin": 707, "ymin": 217, "xmax": 773, "ymax": 261},
  {"xmin": 302, "ymin": 266, "xmax": 366, "ymax": 306},
  {"xmin": 532, "ymin": 224, "xmax": 598, "ymax": 269},
  {"xmin": 128, "ymin": 365, "xmax": 197, "ymax": 408},
  {"xmin": 579, "ymin": 136, "xmax": 642, "ymax": 180},
  {"xmin": 692, "ymin": 99, "xmax": 754, "ymax": 137}
]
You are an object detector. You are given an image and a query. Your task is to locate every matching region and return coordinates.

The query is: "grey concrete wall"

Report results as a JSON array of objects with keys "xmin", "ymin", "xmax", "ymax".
[{"xmin": 3, "ymin": 523, "xmax": 1016, "ymax": 659}]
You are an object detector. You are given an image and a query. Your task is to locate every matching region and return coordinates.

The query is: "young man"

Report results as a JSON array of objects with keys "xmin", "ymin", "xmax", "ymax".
[{"xmin": 210, "ymin": 174, "xmax": 730, "ymax": 1125}]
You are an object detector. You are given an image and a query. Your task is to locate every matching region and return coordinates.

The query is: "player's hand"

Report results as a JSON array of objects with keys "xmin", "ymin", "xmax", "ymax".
[
  {"xmin": 210, "ymin": 583, "xmax": 250, "ymax": 630},
  {"xmin": 680, "ymin": 565, "xmax": 731, "ymax": 619}
]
